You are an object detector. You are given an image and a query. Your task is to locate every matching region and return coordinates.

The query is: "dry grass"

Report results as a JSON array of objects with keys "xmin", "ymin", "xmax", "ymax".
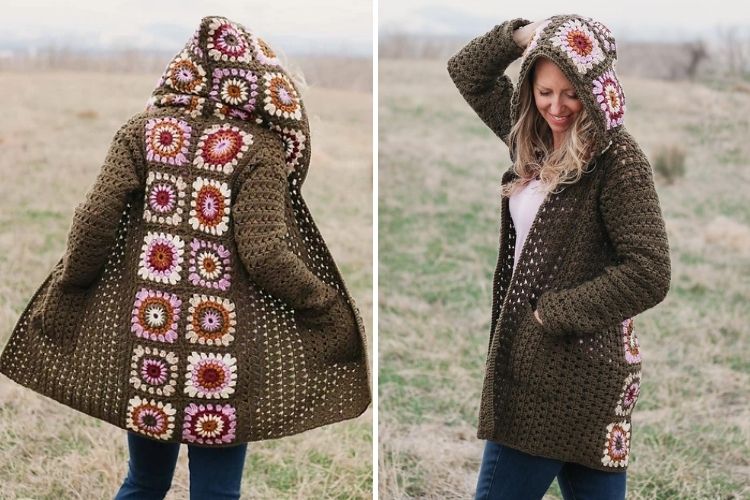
[
  {"xmin": 378, "ymin": 58, "xmax": 750, "ymax": 499},
  {"xmin": 0, "ymin": 54, "xmax": 373, "ymax": 92},
  {"xmin": 0, "ymin": 71, "xmax": 372, "ymax": 499}
]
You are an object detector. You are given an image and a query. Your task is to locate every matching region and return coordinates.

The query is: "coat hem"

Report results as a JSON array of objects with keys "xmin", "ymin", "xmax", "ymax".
[
  {"xmin": 476, "ymin": 427, "xmax": 630, "ymax": 473},
  {"xmin": 0, "ymin": 363, "xmax": 371, "ymax": 447}
]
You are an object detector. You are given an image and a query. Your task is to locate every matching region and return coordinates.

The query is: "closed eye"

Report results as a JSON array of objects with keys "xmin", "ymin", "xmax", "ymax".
[{"xmin": 539, "ymin": 91, "xmax": 578, "ymax": 99}]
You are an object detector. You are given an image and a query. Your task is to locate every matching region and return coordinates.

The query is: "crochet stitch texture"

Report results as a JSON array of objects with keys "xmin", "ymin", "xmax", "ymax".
[
  {"xmin": 0, "ymin": 15, "xmax": 371, "ymax": 446},
  {"xmin": 447, "ymin": 15, "xmax": 671, "ymax": 471}
]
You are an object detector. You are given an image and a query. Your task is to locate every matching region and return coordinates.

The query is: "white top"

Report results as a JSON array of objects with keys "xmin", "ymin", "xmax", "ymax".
[{"xmin": 509, "ymin": 178, "xmax": 546, "ymax": 271}]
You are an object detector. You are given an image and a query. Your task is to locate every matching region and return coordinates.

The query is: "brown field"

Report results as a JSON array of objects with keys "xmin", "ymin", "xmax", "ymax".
[
  {"xmin": 0, "ymin": 71, "xmax": 372, "ymax": 499},
  {"xmin": 378, "ymin": 58, "xmax": 750, "ymax": 499}
]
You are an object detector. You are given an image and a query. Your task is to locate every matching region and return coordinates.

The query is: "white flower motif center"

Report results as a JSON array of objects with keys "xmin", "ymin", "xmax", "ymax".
[
  {"xmin": 145, "ymin": 305, "xmax": 166, "ymax": 327},
  {"xmin": 221, "ymin": 79, "xmax": 248, "ymax": 104}
]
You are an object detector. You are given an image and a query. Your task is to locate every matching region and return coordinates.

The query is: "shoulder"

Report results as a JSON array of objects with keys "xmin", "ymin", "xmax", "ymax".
[
  {"xmin": 117, "ymin": 111, "xmax": 152, "ymax": 136},
  {"xmin": 101, "ymin": 112, "xmax": 152, "ymax": 161},
  {"xmin": 594, "ymin": 128, "xmax": 661, "ymax": 207},
  {"xmin": 223, "ymin": 123, "xmax": 288, "ymax": 186},
  {"xmin": 248, "ymin": 124, "xmax": 284, "ymax": 148},
  {"xmin": 112, "ymin": 111, "xmax": 162, "ymax": 153},
  {"xmin": 241, "ymin": 124, "xmax": 286, "ymax": 167},
  {"xmin": 598, "ymin": 128, "xmax": 653, "ymax": 182},
  {"xmin": 601, "ymin": 129, "xmax": 648, "ymax": 164}
]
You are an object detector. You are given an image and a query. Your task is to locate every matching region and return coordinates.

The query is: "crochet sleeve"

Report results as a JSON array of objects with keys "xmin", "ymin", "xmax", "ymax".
[
  {"xmin": 446, "ymin": 17, "xmax": 532, "ymax": 148},
  {"xmin": 232, "ymin": 142, "xmax": 337, "ymax": 313},
  {"xmin": 58, "ymin": 116, "xmax": 144, "ymax": 289},
  {"xmin": 535, "ymin": 139, "xmax": 672, "ymax": 336}
]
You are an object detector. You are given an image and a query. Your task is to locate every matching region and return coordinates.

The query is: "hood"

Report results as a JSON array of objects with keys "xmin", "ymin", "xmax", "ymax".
[
  {"xmin": 511, "ymin": 14, "xmax": 626, "ymax": 161},
  {"xmin": 147, "ymin": 15, "xmax": 312, "ymax": 183}
]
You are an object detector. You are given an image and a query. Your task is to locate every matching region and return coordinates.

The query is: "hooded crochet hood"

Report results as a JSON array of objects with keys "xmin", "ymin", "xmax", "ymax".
[
  {"xmin": 147, "ymin": 15, "xmax": 312, "ymax": 183},
  {"xmin": 511, "ymin": 14, "xmax": 626, "ymax": 160}
]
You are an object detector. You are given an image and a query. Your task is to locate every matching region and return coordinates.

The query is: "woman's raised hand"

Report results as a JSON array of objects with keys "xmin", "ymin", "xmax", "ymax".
[{"xmin": 512, "ymin": 19, "xmax": 548, "ymax": 50}]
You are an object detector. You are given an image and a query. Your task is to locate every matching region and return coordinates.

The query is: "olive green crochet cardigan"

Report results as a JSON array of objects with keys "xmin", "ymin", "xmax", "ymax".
[
  {"xmin": 0, "ymin": 15, "xmax": 371, "ymax": 446},
  {"xmin": 447, "ymin": 15, "xmax": 671, "ymax": 471}
]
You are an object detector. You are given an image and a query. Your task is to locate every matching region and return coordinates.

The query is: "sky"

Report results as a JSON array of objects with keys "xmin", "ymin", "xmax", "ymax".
[
  {"xmin": 0, "ymin": 0, "xmax": 373, "ymax": 56},
  {"xmin": 3, "ymin": 1, "xmax": 748, "ymax": 57},
  {"xmin": 379, "ymin": 0, "xmax": 750, "ymax": 42}
]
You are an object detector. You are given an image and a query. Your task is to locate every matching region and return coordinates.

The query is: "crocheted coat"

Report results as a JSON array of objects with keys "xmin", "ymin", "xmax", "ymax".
[
  {"xmin": 447, "ymin": 15, "xmax": 671, "ymax": 471},
  {"xmin": 0, "ymin": 15, "xmax": 371, "ymax": 446}
]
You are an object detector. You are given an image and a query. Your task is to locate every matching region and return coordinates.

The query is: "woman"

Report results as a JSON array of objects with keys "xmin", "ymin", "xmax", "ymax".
[
  {"xmin": 0, "ymin": 15, "xmax": 371, "ymax": 499},
  {"xmin": 447, "ymin": 14, "xmax": 671, "ymax": 499}
]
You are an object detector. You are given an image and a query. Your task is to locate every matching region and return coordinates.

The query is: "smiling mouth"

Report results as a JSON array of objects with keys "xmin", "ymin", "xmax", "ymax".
[{"xmin": 550, "ymin": 114, "xmax": 570, "ymax": 123}]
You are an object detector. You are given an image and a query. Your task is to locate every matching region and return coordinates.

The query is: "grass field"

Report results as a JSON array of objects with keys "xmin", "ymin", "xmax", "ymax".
[
  {"xmin": 0, "ymin": 71, "xmax": 372, "ymax": 499},
  {"xmin": 378, "ymin": 58, "xmax": 750, "ymax": 499}
]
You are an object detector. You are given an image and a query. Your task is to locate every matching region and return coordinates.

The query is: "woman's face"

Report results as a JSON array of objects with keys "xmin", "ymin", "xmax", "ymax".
[{"xmin": 532, "ymin": 58, "xmax": 582, "ymax": 140}]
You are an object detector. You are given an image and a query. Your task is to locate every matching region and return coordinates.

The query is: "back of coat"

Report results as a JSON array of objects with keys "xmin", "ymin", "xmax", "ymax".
[{"xmin": 0, "ymin": 15, "xmax": 371, "ymax": 446}]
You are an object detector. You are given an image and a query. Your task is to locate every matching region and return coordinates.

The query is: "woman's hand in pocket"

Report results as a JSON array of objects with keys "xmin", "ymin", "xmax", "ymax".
[
  {"xmin": 296, "ymin": 293, "xmax": 363, "ymax": 364},
  {"xmin": 533, "ymin": 309, "xmax": 544, "ymax": 325}
]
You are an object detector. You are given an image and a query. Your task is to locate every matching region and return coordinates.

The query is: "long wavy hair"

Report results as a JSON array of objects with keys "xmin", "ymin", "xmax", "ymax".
[{"xmin": 502, "ymin": 57, "xmax": 598, "ymax": 198}]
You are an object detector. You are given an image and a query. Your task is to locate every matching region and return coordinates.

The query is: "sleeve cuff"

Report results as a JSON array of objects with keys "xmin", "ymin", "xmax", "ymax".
[
  {"xmin": 535, "ymin": 290, "xmax": 568, "ymax": 337},
  {"xmin": 501, "ymin": 17, "xmax": 534, "ymax": 57}
]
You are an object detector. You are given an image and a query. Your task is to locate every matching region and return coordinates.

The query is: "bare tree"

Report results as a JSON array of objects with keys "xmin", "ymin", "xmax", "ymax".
[
  {"xmin": 717, "ymin": 26, "xmax": 750, "ymax": 77},
  {"xmin": 684, "ymin": 40, "xmax": 708, "ymax": 79}
]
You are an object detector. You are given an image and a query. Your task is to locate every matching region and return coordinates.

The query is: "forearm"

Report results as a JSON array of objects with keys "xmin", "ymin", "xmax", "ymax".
[
  {"xmin": 447, "ymin": 18, "xmax": 530, "ymax": 87},
  {"xmin": 233, "ymin": 150, "xmax": 336, "ymax": 312},
  {"xmin": 535, "ymin": 136, "xmax": 672, "ymax": 336},
  {"xmin": 446, "ymin": 18, "xmax": 531, "ymax": 143},
  {"xmin": 241, "ymin": 246, "xmax": 337, "ymax": 311},
  {"xmin": 60, "ymin": 119, "xmax": 143, "ymax": 289},
  {"xmin": 536, "ymin": 250, "xmax": 671, "ymax": 336}
]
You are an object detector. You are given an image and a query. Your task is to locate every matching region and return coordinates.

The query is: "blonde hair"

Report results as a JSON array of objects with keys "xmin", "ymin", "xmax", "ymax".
[
  {"xmin": 502, "ymin": 57, "xmax": 598, "ymax": 198},
  {"xmin": 274, "ymin": 45, "xmax": 309, "ymax": 96}
]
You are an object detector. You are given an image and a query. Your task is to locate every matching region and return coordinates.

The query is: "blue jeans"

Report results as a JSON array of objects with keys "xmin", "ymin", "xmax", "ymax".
[
  {"xmin": 114, "ymin": 431, "xmax": 248, "ymax": 500},
  {"xmin": 475, "ymin": 440, "xmax": 626, "ymax": 500}
]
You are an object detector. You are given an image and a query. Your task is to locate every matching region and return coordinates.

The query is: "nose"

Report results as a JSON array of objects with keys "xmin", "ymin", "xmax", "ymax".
[{"xmin": 550, "ymin": 97, "xmax": 566, "ymax": 114}]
